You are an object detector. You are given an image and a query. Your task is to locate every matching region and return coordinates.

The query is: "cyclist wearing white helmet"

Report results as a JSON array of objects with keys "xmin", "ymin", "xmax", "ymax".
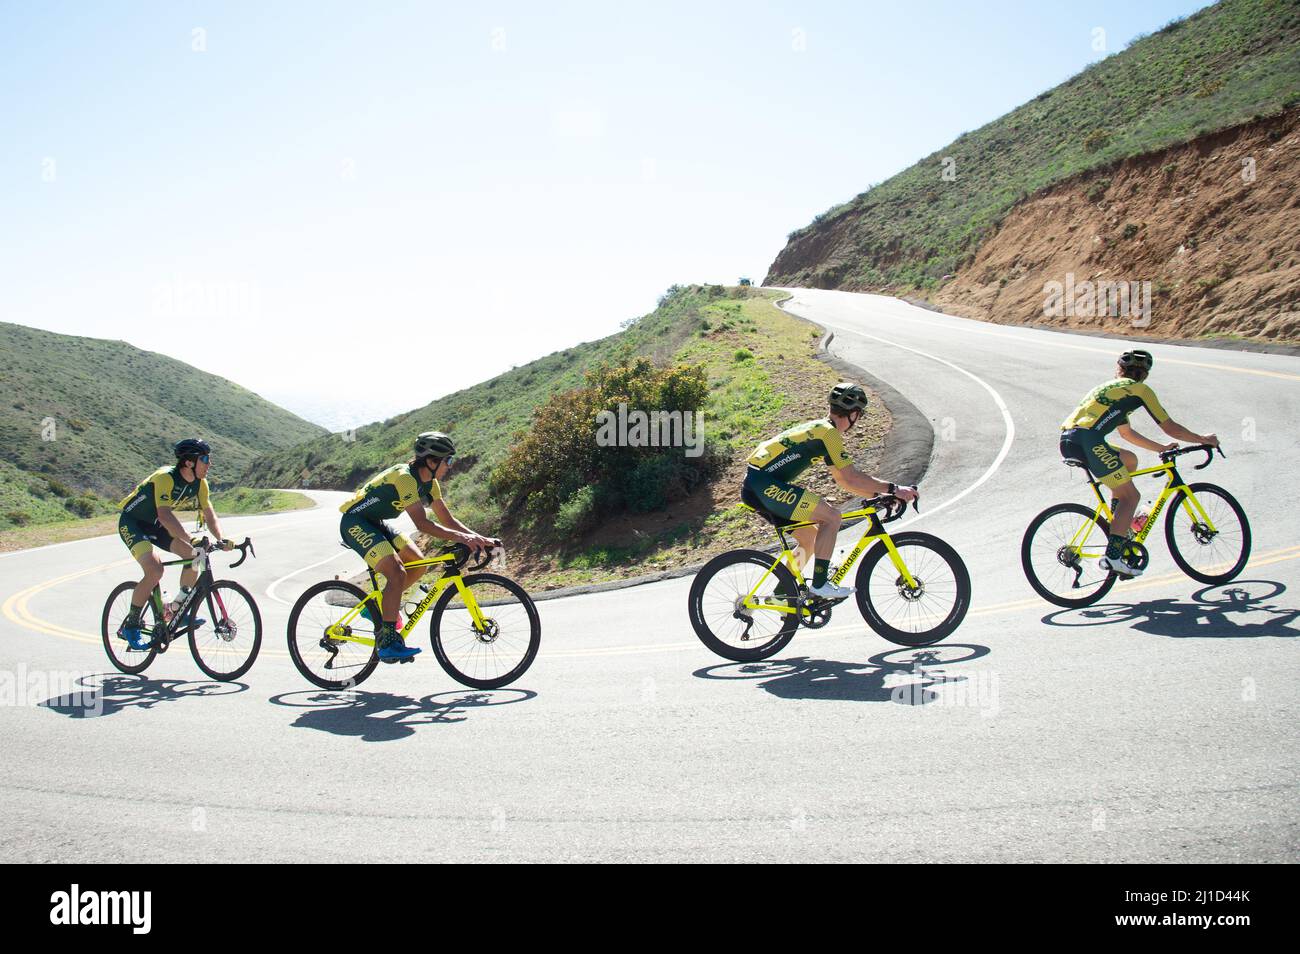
[
  {"xmin": 337, "ymin": 431, "xmax": 496, "ymax": 662},
  {"xmin": 116, "ymin": 438, "xmax": 234, "ymax": 649},
  {"xmin": 743, "ymin": 382, "xmax": 918, "ymax": 600},
  {"xmin": 1060, "ymin": 349, "xmax": 1219, "ymax": 578}
]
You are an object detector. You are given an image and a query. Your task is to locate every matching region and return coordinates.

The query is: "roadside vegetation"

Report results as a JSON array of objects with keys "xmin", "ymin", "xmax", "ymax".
[{"xmin": 767, "ymin": 0, "xmax": 1300, "ymax": 291}]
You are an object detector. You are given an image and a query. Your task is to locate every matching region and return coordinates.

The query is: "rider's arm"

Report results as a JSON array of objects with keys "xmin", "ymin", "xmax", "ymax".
[
  {"xmin": 830, "ymin": 465, "xmax": 916, "ymax": 501},
  {"xmin": 1158, "ymin": 419, "xmax": 1219, "ymax": 446},
  {"xmin": 155, "ymin": 507, "xmax": 196, "ymax": 554},
  {"xmin": 1116, "ymin": 423, "xmax": 1174, "ymax": 453},
  {"xmin": 404, "ymin": 502, "xmax": 489, "ymax": 548},
  {"xmin": 201, "ymin": 505, "xmax": 228, "ymax": 546}
]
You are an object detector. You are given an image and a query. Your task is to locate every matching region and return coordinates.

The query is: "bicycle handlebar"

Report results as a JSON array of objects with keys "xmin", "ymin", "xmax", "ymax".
[
  {"xmin": 1159, "ymin": 443, "xmax": 1223, "ymax": 470},
  {"xmin": 192, "ymin": 536, "xmax": 255, "ymax": 567},
  {"xmin": 439, "ymin": 539, "xmax": 503, "ymax": 572},
  {"xmin": 861, "ymin": 493, "xmax": 919, "ymax": 524}
]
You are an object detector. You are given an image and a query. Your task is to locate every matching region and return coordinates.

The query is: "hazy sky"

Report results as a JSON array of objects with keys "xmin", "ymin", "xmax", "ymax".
[{"xmin": 1, "ymin": 0, "xmax": 1211, "ymax": 429}]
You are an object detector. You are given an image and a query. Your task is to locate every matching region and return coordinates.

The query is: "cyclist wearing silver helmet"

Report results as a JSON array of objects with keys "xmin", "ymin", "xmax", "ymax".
[
  {"xmin": 1060, "ymin": 349, "xmax": 1219, "ymax": 578},
  {"xmin": 743, "ymin": 382, "xmax": 918, "ymax": 600},
  {"xmin": 338, "ymin": 431, "xmax": 497, "ymax": 661}
]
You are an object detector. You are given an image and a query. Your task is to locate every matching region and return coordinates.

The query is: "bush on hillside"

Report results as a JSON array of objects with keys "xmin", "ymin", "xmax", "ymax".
[{"xmin": 490, "ymin": 357, "xmax": 713, "ymax": 535}]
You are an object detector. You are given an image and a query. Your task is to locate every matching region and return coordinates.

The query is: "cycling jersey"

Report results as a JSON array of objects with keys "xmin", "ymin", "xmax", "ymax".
[
  {"xmin": 1061, "ymin": 378, "xmax": 1169, "ymax": 437},
  {"xmin": 338, "ymin": 464, "xmax": 441, "ymax": 521},
  {"xmin": 118, "ymin": 466, "xmax": 210, "ymax": 524},
  {"xmin": 746, "ymin": 419, "xmax": 853, "ymax": 483}
]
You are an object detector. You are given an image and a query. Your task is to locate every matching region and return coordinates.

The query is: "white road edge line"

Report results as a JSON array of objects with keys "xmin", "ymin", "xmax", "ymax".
[
  {"xmin": 779, "ymin": 296, "xmax": 1017, "ymax": 532},
  {"xmin": 266, "ymin": 550, "xmax": 353, "ymax": 606}
]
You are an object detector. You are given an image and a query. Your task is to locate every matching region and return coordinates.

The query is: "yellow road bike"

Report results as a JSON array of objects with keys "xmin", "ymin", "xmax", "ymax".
[
  {"xmin": 688, "ymin": 494, "xmax": 971, "ymax": 661},
  {"xmin": 286, "ymin": 544, "xmax": 540, "ymax": 690},
  {"xmin": 1021, "ymin": 444, "xmax": 1250, "ymax": 608}
]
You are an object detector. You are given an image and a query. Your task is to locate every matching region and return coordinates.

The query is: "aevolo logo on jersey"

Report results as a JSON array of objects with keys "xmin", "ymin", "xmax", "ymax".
[{"xmin": 763, "ymin": 485, "xmax": 798, "ymax": 506}]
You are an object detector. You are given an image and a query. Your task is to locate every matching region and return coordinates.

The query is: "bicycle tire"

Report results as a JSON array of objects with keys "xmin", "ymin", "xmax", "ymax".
[
  {"xmin": 190, "ymin": 579, "xmax": 262, "ymax": 681},
  {"xmin": 1021, "ymin": 502, "xmax": 1117, "ymax": 608},
  {"xmin": 854, "ymin": 531, "xmax": 970, "ymax": 646},
  {"xmin": 1165, "ymin": 482, "xmax": 1251, "ymax": 585},
  {"xmin": 101, "ymin": 581, "xmax": 159, "ymax": 675},
  {"xmin": 688, "ymin": 549, "xmax": 800, "ymax": 661},
  {"xmin": 286, "ymin": 580, "xmax": 380, "ymax": 689},
  {"xmin": 429, "ymin": 573, "xmax": 540, "ymax": 689}
]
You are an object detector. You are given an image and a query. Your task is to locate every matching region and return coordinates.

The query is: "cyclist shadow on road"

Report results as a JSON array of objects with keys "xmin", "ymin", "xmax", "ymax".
[
  {"xmin": 1042, "ymin": 580, "xmax": 1300, "ymax": 639},
  {"xmin": 692, "ymin": 644, "xmax": 991, "ymax": 706},
  {"xmin": 39, "ymin": 673, "xmax": 248, "ymax": 719},
  {"xmin": 268, "ymin": 688, "xmax": 538, "ymax": 742}
]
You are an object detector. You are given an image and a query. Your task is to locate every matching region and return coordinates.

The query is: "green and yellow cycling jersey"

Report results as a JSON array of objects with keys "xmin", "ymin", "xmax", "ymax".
[
  {"xmin": 746, "ymin": 419, "xmax": 853, "ymax": 483},
  {"xmin": 339, "ymin": 463, "xmax": 441, "ymax": 521},
  {"xmin": 118, "ymin": 466, "xmax": 210, "ymax": 524},
  {"xmin": 1061, "ymin": 377, "xmax": 1170, "ymax": 437}
]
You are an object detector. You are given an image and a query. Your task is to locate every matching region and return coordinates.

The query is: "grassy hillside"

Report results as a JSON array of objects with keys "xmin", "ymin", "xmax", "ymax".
[
  {"xmin": 0, "ymin": 321, "xmax": 326, "ymax": 528},
  {"xmin": 243, "ymin": 286, "xmax": 891, "ymax": 588},
  {"xmin": 766, "ymin": 0, "xmax": 1300, "ymax": 291}
]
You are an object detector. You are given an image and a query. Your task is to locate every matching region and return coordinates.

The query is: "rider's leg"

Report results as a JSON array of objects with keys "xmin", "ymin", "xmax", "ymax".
[
  {"xmin": 790, "ymin": 526, "xmax": 817, "ymax": 576},
  {"xmin": 809, "ymin": 500, "xmax": 843, "ymax": 588},
  {"xmin": 374, "ymin": 553, "xmax": 408, "ymax": 624},
  {"xmin": 170, "ymin": 537, "xmax": 200, "ymax": 591},
  {"xmin": 1108, "ymin": 451, "xmax": 1141, "ymax": 548},
  {"xmin": 130, "ymin": 550, "xmax": 164, "ymax": 614}
]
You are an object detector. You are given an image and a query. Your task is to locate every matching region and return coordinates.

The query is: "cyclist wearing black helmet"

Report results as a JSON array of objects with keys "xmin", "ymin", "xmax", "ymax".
[
  {"xmin": 115, "ymin": 438, "xmax": 234, "ymax": 649},
  {"xmin": 743, "ymin": 382, "xmax": 918, "ymax": 600},
  {"xmin": 337, "ymin": 431, "xmax": 496, "ymax": 662},
  {"xmin": 1060, "ymin": 349, "xmax": 1219, "ymax": 577}
]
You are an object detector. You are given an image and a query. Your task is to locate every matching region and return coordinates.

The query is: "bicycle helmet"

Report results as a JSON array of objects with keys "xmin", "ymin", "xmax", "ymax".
[
  {"xmin": 829, "ymin": 382, "xmax": 869, "ymax": 413},
  {"xmin": 1119, "ymin": 349, "xmax": 1154, "ymax": 378},
  {"xmin": 413, "ymin": 431, "xmax": 455, "ymax": 460},
  {"xmin": 174, "ymin": 438, "xmax": 211, "ymax": 460}
]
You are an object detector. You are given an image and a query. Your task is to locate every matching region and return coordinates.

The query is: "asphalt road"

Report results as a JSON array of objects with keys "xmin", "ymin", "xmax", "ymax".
[{"xmin": 2, "ymin": 288, "xmax": 1296, "ymax": 862}]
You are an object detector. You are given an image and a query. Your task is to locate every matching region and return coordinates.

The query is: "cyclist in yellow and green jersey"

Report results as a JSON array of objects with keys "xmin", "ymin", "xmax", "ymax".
[
  {"xmin": 1060, "ymin": 349, "xmax": 1219, "ymax": 578},
  {"xmin": 116, "ymin": 438, "xmax": 235, "ymax": 649},
  {"xmin": 338, "ymin": 431, "xmax": 496, "ymax": 662},
  {"xmin": 744, "ymin": 382, "xmax": 918, "ymax": 600}
]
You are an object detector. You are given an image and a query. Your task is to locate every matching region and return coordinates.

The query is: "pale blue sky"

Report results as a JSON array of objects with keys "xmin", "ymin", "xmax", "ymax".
[{"xmin": 1, "ymin": 0, "xmax": 1212, "ymax": 428}]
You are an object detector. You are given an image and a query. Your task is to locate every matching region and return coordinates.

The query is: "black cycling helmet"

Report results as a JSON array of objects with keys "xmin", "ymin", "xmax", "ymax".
[
  {"xmin": 413, "ymin": 431, "xmax": 455, "ymax": 460},
  {"xmin": 829, "ymin": 382, "xmax": 869, "ymax": 414},
  {"xmin": 174, "ymin": 438, "xmax": 211, "ymax": 460},
  {"xmin": 1119, "ymin": 349, "xmax": 1154, "ymax": 377}
]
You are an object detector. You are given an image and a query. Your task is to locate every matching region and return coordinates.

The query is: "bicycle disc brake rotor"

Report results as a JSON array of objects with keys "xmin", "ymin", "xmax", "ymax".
[
  {"xmin": 895, "ymin": 575, "xmax": 926, "ymax": 601},
  {"xmin": 472, "ymin": 618, "xmax": 500, "ymax": 643},
  {"xmin": 1056, "ymin": 546, "xmax": 1083, "ymax": 568},
  {"xmin": 1190, "ymin": 522, "xmax": 1217, "ymax": 545},
  {"xmin": 215, "ymin": 619, "xmax": 237, "ymax": 642}
]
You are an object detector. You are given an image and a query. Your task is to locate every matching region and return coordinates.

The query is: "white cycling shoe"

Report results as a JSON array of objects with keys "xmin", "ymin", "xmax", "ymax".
[
  {"xmin": 1098, "ymin": 554, "xmax": 1144, "ymax": 578},
  {"xmin": 808, "ymin": 580, "xmax": 855, "ymax": 600}
]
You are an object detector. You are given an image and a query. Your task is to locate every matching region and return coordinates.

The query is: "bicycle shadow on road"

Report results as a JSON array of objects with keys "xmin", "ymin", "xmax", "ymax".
[
  {"xmin": 38, "ymin": 673, "xmax": 248, "ymax": 719},
  {"xmin": 268, "ymin": 687, "xmax": 538, "ymax": 742},
  {"xmin": 692, "ymin": 643, "xmax": 991, "ymax": 706},
  {"xmin": 1041, "ymin": 580, "xmax": 1300, "ymax": 639}
]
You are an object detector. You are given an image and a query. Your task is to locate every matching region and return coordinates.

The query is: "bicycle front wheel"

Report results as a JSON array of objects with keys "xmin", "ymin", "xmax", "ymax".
[
  {"xmin": 101, "ymin": 581, "xmax": 159, "ymax": 675},
  {"xmin": 190, "ymin": 580, "xmax": 262, "ymax": 681},
  {"xmin": 429, "ymin": 573, "xmax": 540, "ymax": 689},
  {"xmin": 1022, "ymin": 503, "xmax": 1116, "ymax": 608},
  {"xmin": 854, "ymin": 532, "xmax": 970, "ymax": 646},
  {"xmin": 688, "ymin": 549, "xmax": 800, "ymax": 661},
  {"xmin": 1165, "ymin": 482, "xmax": 1251, "ymax": 584},
  {"xmin": 287, "ymin": 580, "xmax": 380, "ymax": 689}
]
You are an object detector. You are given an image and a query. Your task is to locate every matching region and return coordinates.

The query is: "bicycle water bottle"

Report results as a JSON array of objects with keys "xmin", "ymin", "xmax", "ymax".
[{"xmin": 1131, "ymin": 510, "xmax": 1149, "ymax": 533}]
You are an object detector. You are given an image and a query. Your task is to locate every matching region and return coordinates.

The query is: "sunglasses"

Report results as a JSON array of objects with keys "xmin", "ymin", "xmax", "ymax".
[{"xmin": 197, "ymin": 454, "xmax": 210, "ymax": 464}]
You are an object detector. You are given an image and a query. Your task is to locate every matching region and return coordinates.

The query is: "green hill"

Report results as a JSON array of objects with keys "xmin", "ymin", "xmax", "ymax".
[
  {"xmin": 765, "ymin": 0, "xmax": 1300, "ymax": 290},
  {"xmin": 0, "ymin": 321, "xmax": 326, "ymax": 527}
]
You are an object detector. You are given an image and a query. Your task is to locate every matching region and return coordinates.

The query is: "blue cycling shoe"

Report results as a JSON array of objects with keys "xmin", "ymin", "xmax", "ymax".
[
  {"xmin": 118, "ymin": 624, "xmax": 152, "ymax": 651},
  {"xmin": 377, "ymin": 627, "xmax": 420, "ymax": 663}
]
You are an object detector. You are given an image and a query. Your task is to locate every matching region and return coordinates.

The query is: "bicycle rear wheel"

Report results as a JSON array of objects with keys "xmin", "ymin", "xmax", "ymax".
[
  {"xmin": 286, "ymin": 580, "xmax": 380, "ymax": 689},
  {"xmin": 688, "ymin": 549, "xmax": 800, "ymax": 661},
  {"xmin": 1165, "ymin": 482, "xmax": 1250, "ymax": 584},
  {"xmin": 429, "ymin": 573, "xmax": 540, "ymax": 689},
  {"xmin": 1022, "ymin": 503, "xmax": 1116, "ymax": 608},
  {"xmin": 190, "ymin": 580, "xmax": 262, "ymax": 681},
  {"xmin": 101, "ymin": 582, "xmax": 160, "ymax": 675},
  {"xmin": 854, "ymin": 532, "xmax": 970, "ymax": 646}
]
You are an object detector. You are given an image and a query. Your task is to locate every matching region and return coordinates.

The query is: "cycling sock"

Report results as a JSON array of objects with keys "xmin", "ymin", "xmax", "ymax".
[
  {"xmin": 813, "ymin": 559, "xmax": 830, "ymax": 587},
  {"xmin": 1106, "ymin": 534, "xmax": 1125, "ymax": 560},
  {"xmin": 124, "ymin": 604, "xmax": 143, "ymax": 626}
]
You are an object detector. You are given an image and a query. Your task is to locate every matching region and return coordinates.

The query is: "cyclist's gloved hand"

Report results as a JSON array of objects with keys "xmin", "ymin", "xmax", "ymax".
[
  {"xmin": 1162, "ymin": 443, "xmax": 1179, "ymax": 453},
  {"xmin": 219, "ymin": 538, "xmax": 235, "ymax": 551},
  {"xmin": 894, "ymin": 485, "xmax": 919, "ymax": 503}
]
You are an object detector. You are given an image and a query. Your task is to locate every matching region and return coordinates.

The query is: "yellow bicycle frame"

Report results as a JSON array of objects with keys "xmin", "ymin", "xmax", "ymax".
[
  {"xmin": 1062, "ymin": 457, "xmax": 1220, "ymax": 558},
  {"xmin": 323, "ymin": 551, "xmax": 489, "ymax": 649},
  {"xmin": 740, "ymin": 502, "xmax": 919, "ymax": 617}
]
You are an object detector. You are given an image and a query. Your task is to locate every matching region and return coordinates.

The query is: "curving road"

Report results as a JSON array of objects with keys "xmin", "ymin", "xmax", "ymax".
[{"xmin": 1, "ymin": 288, "xmax": 1296, "ymax": 862}]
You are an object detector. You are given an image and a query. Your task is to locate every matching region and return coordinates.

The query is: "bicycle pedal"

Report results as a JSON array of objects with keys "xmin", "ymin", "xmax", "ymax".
[{"xmin": 398, "ymin": 655, "xmax": 415, "ymax": 664}]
